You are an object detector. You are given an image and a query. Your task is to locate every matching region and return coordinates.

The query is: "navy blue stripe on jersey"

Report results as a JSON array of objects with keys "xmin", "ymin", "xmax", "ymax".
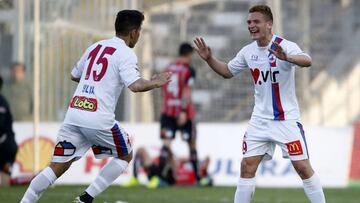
[
  {"xmin": 271, "ymin": 83, "xmax": 285, "ymax": 120},
  {"xmin": 269, "ymin": 36, "xmax": 285, "ymax": 120}
]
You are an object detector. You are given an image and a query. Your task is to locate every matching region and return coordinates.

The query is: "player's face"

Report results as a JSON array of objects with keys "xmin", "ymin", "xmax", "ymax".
[
  {"xmin": 247, "ymin": 12, "xmax": 272, "ymax": 41},
  {"xmin": 129, "ymin": 27, "xmax": 141, "ymax": 48}
]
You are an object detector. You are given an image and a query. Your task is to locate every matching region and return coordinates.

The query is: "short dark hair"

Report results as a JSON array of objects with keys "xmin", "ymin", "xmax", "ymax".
[
  {"xmin": 249, "ymin": 5, "xmax": 273, "ymax": 22},
  {"xmin": 115, "ymin": 10, "xmax": 144, "ymax": 36},
  {"xmin": 178, "ymin": 43, "xmax": 193, "ymax": 56}
]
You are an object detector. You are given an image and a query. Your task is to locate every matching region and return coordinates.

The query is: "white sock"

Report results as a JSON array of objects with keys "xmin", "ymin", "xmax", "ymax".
[
  {"xmin": 20, "ymin": 167, "xmax": 57, "ymax": 203},
  {"xmin": 234, "ymin": 177, "xmax": 256, "ymax": 203},
  {"xmin": 85, "ymin": 158, "xmax": 128, "ymax": 198},
  {"xmin": 302, "ymin": 173, "xmax": 326, "ymax": 203}
]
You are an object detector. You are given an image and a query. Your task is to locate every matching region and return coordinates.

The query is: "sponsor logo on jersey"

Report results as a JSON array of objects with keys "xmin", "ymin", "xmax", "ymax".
[
  {"xmin": 286, "ymin": 140, "xmax": 303, "ymax": 156},
  {"xmin": 70, "ymin": 96, "xmax": 97, "ymax": 112},
  {"xmin": 250, "ymin": 68, "xmax": 279, "ymax": 85},
  {"xmin": 53, "ymin": 141, "xmax": 76, "ymax": 156}
]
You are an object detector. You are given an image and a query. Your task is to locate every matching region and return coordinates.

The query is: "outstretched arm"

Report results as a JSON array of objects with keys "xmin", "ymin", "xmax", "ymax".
[
  {"xmin": 193, "ymin": 37, "xmax": 233, "ymax": 78},
  {"xmin": 128, "ymin": 72, "xmax": 171, "ymax": 92},
  {"xmin": 269, "ymin": 42, "xmax": 312, "ymax": 67}
]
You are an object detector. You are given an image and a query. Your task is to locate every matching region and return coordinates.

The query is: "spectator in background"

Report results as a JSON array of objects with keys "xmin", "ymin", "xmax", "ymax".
[
  {"xmin": 122, "ymin": 147, "xmax": 212, "ymax": 188},
  {"xmin": 125, "ymin": 147, "xmax": 176, "ymax": 188},
  {"xmin": 0, "ymin": 75, "xmax": 18, "ymax": 186},
  {"xmin": 3, "ymin": 62, "xmax": 33, "ymax": 121}
]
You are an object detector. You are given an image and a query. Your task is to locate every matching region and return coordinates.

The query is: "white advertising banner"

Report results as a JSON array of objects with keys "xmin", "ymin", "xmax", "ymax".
[{"xmin": 12, "ymin": 122, "xmax": 353, "ymax": 187}]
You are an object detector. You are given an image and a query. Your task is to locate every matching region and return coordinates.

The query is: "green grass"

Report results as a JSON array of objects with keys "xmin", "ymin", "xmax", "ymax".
[{"xmin": 1, "ymin": 185, "xmax": 359, "ymax": 203}]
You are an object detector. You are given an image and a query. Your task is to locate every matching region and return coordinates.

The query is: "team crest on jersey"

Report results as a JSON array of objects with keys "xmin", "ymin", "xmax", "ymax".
[
  {"xmin": 92, "ymin": 145, "xmax": 112, "ymax": 155},
  {"xmin": 269, "ymin": 54, "xmax": 277, "ymax": 67},
  {"xmin": 70, "ymin": 96, "xmax": 97, "ymax": 112},
  {"xmin": 53, "ymin": 141, "xmax": 76, "ymax": 156}
]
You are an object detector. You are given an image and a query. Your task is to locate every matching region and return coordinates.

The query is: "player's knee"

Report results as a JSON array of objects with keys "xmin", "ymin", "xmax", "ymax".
[
  {"xmin": 240, "ymin": 159, "xmax": 257, "ymax": 178},
  {"xmin": 292, "ymin": 160, "xmax": 314, "ymax": 179},
  {"xmin": 49, "ymin": 160, "xmax": 74, "ymax": 177}
]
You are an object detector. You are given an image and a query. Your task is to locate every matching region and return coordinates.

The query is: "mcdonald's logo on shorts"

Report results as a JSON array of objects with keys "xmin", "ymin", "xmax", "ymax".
[{"xmin": 286, "ymin": 140, "xmax": 303, "ymax": 156}]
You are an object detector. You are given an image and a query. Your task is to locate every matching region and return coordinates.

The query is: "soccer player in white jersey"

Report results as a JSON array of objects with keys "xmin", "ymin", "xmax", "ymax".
[
  {"xmin": 20, "ymin": 10, "xmax": 171, "ymax": 203},
  {"xmin": 194, "ymin": 5, "xmax": 326, "ymax": 203}
]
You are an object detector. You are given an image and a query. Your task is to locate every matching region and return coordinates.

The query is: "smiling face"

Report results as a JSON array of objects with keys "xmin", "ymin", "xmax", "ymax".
[{"xmin": 247, "ymin": 12, "xmax": 273, "ymax": 42}]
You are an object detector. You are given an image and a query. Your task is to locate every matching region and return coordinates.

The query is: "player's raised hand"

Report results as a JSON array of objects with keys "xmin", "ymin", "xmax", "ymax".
[
  {"xmin": 151, "ymin": 72, "xmax": 172, "ymax": 87},
  {"xmin": 268, "ymin": 42, "xmax": 287, "ymax": 61},
  {"xmin": 193, "ymin": 37, "xmax": 212, "ymax": 61}
]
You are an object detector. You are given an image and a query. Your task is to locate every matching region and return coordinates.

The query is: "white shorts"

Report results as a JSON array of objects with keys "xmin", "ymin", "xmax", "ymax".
[
  {"xmin": 242, "ymin": 117, "xmax": 309, "ymax": 161},
  {"xmin": 51, "ymin": 122, "xmax": 132, "ymax": 163}
]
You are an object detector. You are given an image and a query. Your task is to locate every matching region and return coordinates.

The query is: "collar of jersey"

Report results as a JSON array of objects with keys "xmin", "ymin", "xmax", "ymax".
[
  {"xmin": 256, "ymin": 34, "xmax": 277, "ymax": 50},
  {"xmin": 113, "ymin": 36, "xmax": 126, "ymax": 44}
]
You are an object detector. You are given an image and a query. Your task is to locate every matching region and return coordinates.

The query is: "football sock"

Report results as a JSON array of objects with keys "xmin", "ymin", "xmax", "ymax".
[
  {"xmin": 85, "ymin": 158, "xmax": 128, "ymax": 198},
  {"xmin": 20, "ymin": 167, "xmax": 57, "ymax": 203},
  {"xmin": 190, "ymin": 149, "xmax": 200, "ymax": 181},
  {"xmin": 302, "ymin": 173, "xmax": 326, "ymax": 203},
  {"xmin": 234, "ymin": 177, "xmax": 256, "ymax": 203}
]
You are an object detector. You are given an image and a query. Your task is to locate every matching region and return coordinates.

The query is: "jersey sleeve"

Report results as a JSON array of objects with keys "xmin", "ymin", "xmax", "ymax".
[
  {"xmin": 227, "ymin": 48, "xmax": 249, "ymax": 76},
  {"xmin": 71, "ymin": 49, "xmax": 88, "ymax": 78},
  {"xmin": 118, "ymin": 52, "xmax": 141, "ymax": 87},
  {"xmin": 71, "ymin": 48, "xmax": 88, "ymax": 78},
  {"xmin": 285, "ymin": 41, "xmax": 310, "ymax": 58}
]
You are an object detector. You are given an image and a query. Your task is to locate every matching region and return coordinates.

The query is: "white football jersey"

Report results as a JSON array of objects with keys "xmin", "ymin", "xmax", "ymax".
[
  {"xmin": 228, "ymin": 35, "xmax": 310, "ymax": 120},
  {"xmin": 64, "ymin": 37, "xmax": 140, "ymax": 129}
]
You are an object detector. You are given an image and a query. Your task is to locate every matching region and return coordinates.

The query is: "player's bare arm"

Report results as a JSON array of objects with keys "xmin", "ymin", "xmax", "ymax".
[
  {"xmin": 269, "ymin": 42, "xmax": 312, "ymax": 67},
  {"xmin": 128, "ymin": 72, "xmax": 171, "ymax": 92},
  {"xmin": 70, "ymin": 75, "xmax": 80, "ymax": 83},
  {"xmin": 193, "ymin": 37, "xmax": 233, "ymax": 79}
]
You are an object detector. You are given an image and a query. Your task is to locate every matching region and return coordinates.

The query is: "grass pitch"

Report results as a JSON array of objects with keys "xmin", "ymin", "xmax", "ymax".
[{"xmin": 1, "ymin": 185, "xmax": 359, "ymax": 203}]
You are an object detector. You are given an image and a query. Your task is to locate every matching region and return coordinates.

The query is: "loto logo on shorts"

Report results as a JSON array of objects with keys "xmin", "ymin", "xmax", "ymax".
[
  {"xmin": 286, "ymin": 140, "xmax": 303, "ymax": 156},
  {"xmin": 70, "ymin": 96, "xmax": 97, "ymax": 112}
]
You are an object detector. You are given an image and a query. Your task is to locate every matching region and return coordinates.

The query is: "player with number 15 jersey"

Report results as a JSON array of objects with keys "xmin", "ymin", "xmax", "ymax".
[
  {"xmin": 21, "ymin": 10, "xmax": 171, "ymax": 203},
  {"xmin": 64, "ymin": 36, "xmax": 141, "ymax": 130}
]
